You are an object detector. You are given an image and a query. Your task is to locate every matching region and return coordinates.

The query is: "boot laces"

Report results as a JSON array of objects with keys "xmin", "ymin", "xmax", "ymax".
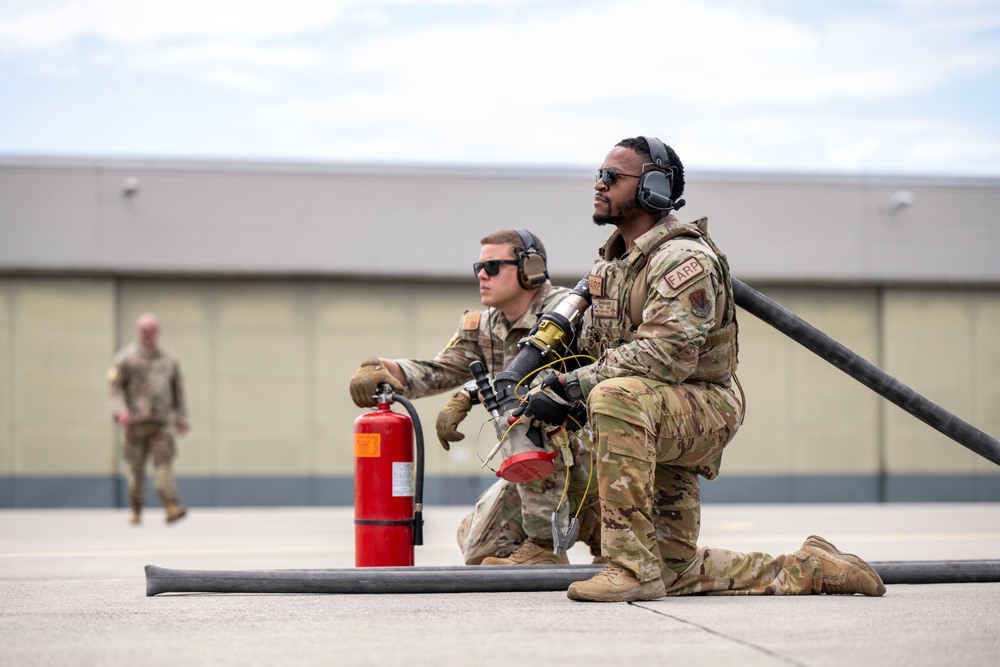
[
  {"xmin": 509, "ymin": 538, "xmax": 545, "ymax": 559},
  {"xmin": 595, "ymin": 564, "xmax": 626, "ymax": 582}
]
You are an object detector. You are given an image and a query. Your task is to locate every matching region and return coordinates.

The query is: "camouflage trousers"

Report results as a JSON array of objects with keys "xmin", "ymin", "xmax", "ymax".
[
  {"xmin": 456, "ymin": 428, "xmax": 601, "ymax": 564},
  {"xmin": 589, "ymin": 376, "xmax": 821, "ymax": 594},
  {"xmin": 124, "ymin": 422, "xmax": 180, "ymax": 507}
]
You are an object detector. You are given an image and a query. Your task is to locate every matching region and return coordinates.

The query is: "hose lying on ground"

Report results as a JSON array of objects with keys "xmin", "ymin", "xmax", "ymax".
[{"xmin": 145, "ymin": 560, "xmax": 1000, "ymax": 596}]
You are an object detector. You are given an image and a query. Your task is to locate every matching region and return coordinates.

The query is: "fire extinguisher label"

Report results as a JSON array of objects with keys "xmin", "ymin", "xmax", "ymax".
[
  {"xmin": 354, "ymin": 433, "xmax": 380, "ymax": 457},
  {"xmin": 392, "ymin": 462, "xmax": 414, "ymax": 496}
]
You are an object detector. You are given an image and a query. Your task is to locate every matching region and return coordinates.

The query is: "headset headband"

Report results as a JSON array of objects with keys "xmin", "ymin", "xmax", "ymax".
[
  {"xmin": 640, "ymin": 136, "xmax": 670, "ymax": 172},
  {"xmin": 515, "ymin": 229, "xmax": 543, "ymax": 259}
]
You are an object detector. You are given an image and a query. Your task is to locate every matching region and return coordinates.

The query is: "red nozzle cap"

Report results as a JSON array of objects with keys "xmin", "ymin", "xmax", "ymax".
[{"xmin": 497, "ymin": 451, "xmax": 557, "ymax": 483}]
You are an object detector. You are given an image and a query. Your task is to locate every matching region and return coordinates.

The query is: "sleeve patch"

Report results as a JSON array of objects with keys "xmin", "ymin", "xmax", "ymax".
[
  {"xmin": 688, "ymin": 288, "xmax": 713, "ymax": 319},
  {"xmin": 664, "ymin": 257, "xmax": 705, "ymax": 290},
  {"xmin": 588, "ymin": 274, "xmax": 604, "ymax": 298},
  {"xmin": 461, "ymin": 310, "xmax": 481, "ymax": 331}
]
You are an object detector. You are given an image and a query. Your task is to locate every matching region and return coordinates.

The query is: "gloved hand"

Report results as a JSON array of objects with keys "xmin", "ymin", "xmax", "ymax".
[
  {"xmin": 564, "ymin": 396, "xmax": 588, "ymax": 432},
  {"xmin": 517, "ymin": 372, "xmax": 573, "ymax": 427},
  {"xmin": 436, "ymin": 391, "xmax": 473, "ymax": 451},
  {"xmin": 349, "ymin": 357, "xmax": 404, "ymax": 408}
]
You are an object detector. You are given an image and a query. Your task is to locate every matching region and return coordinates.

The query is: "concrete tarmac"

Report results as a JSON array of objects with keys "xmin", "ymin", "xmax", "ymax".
[{"xmin": 2, "ymin": 503, "xmax": 999, "ymax": 666}]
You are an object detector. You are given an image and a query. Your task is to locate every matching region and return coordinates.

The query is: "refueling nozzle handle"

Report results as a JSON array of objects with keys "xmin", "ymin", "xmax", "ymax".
[{"xmin": 469, "ymin": 360, "xmax": 500, "ymax": 414}]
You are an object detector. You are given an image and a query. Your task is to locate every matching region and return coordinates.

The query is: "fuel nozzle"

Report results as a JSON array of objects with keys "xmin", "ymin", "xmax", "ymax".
[
  {"xmin": 467, "ymin": 276, "xmax": 593, "ymax": 484},
  {"xmin": 470, "ymin": 360, "xmax": 555, "ymax": 483}
]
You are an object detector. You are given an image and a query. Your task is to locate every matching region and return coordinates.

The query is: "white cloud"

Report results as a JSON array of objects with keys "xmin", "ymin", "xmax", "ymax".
[{"xmin": 1, "ymin": 0, "xmax": 998, "ymax": 174}]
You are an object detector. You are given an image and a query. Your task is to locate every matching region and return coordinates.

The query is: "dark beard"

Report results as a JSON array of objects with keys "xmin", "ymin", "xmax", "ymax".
[{"xmin": 592, "ymin": 199, "xmax": 638, "ymax": 226}]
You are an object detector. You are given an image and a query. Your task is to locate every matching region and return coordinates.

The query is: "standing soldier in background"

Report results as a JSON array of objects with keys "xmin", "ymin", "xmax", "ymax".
[
  {"xmin": 349, "ymin": 229, "xmax": 601, "ymax": 565},
  {"xmin": 109, "ymin": 312, "xmax": 189, "ymax": 525}
]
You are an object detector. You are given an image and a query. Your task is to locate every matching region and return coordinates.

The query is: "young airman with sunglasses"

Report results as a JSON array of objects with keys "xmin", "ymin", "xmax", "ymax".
[{"xmin": 349, "ymin": 229, "xmax": 602, "ymax": 566}]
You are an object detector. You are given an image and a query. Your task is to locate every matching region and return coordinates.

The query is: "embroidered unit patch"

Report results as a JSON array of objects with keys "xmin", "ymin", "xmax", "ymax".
[
  {"xmin": 592, "ymin": 298, "xmax": 619, "ymax": 319},
  {"xmin": 665, "ymin": 257, "xmax": 705, "ymax": 290},
  {"xmin": 689, "ymin": 288, "xmax": 713, "ymax": 319},
  {"xmin": 588, "ymin": 274, "xmax": 604, "ymax": 298}
]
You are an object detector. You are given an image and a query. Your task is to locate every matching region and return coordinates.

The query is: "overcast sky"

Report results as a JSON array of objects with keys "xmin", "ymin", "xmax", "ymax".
[{"xmin": 1, "ymin": 0, "xmax": 998, "ymax": 176}]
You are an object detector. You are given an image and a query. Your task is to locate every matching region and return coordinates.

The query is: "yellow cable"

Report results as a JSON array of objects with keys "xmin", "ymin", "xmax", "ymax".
[
  {"xmin": 512, "ymin": 353, "xmax": 598, "ymax": 401},
  {"xmin": 555, "ymin": 443, "xmax": 570, "ymax": 513},
  {"xmin": 563, "ymin": 413, "xmax": 595, "ymax": 520},
  {"xmin": 508, "ymin": 351, "xmax": 598, "ymax": 517}
]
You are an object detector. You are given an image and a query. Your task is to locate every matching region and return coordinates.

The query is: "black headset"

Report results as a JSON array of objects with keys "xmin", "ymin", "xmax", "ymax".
[
  {"xmin": 637, "ymin": 136, "xmax": 681, "ymax": 213},
  {"xmin": 514, "ymin": 228, "xmax": 549, "ymax": 290}
]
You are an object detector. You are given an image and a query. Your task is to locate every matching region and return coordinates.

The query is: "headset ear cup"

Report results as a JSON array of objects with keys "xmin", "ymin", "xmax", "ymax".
[
  {"xmin": 513, "ymin": 228, "xmax": 548, "ymax": 289},
  {"xmin": 637, "ymin": 169, "xmax": 674, "ymax": 212},
  {"xmin": 518, "ymin": 252, "xmax": 548, "ymax": 289}
]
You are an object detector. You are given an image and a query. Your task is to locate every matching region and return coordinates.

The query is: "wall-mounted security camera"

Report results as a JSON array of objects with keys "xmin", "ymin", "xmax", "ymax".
[
  {"xmin": 122, "ymin": 176, "xmax": 141, "ymax": 200},
  {"xmin": 886, "ymin": 189, "xmax": 913, "ymax": 216}
]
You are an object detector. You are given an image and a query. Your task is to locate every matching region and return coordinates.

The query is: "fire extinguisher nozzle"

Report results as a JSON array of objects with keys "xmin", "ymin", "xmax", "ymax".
[{"xmin": 413, "ymin": 510, "xmax": 425, "ymax": 546}]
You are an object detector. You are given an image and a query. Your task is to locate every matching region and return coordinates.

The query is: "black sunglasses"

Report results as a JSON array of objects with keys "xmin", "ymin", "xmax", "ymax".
[
  {"xmin": 595, "ymin": 168, "xmax": 641, "ymax": 186},
  {"xmin": 473, "ymin": 259, "xmax": 519, "ymax": 277}
]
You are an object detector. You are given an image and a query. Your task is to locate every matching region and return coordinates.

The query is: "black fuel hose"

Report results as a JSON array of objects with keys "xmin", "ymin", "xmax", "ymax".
[
  {"xmin": 144, "ymin": 560, "xmax": 1000, "ymax": 596},
  {"xmin": 732, "ymin": 278, "xmax": 1000, "ymax": 466}
]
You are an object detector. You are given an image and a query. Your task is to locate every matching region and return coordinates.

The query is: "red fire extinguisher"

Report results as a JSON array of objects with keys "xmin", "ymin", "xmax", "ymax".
[{"xmin": 353, "ymin": 383, "xmax": 424, "ymax": 567}]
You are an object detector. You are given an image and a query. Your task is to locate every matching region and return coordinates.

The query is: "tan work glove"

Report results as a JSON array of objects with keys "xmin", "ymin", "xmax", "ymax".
[
  {"xmin": 435, "ymin": 391, "xmax": 473, "ymax": 451},
  {"xmin": 349, "ymin": 357, "xmax": 404, "ymax": 408}
]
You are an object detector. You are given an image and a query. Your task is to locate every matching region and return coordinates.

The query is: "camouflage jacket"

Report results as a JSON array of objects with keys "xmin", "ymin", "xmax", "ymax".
[
  {"xmin": 576, "ymin": 216, "xmax": 739, "ymax": 395},
  {"xmin": 109, "ymin": 344, "xmax": 188, "ymax": 426},
  {"xmin": 396, "ymin": 282, "xmax": 572, "ymax": 399}
]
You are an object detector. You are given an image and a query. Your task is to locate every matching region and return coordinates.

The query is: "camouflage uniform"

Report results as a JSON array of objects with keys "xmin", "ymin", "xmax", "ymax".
[
  {"xmin": 576, "ymin": 216, "xmax": 823, "ymax": 594},
  {"xmin": 109, "ymin": 343, "xmax": 188, "ymax": 509},
  {"xmin": 395, "ymin": 282, "xmax": 600, "ymax": 564}
]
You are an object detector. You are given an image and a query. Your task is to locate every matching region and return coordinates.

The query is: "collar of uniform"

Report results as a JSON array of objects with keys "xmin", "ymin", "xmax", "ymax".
[
  {"xmin": 135, "ymin": 344, "xmax": 161, "ymax": 359},
  {"xmin": 599, "ymin": 214, "xmax": 705, "ymax": 265},
  {"xmin": 505, "ymin": 281, "xmax": 551, "ymax": 332},
  {"xmin": 634, "ymin": 215, "xmax": 707, "ymax": 259}
]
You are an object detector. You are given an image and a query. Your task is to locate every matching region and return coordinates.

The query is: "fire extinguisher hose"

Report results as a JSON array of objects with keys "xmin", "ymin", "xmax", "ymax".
[
  {"xmin": 389, "ymin": 393, "xmax": 424, "ymax": 546},
  {"xmin": 144, "ymin": 560, "xmax": 1000, "ymax": 596}
]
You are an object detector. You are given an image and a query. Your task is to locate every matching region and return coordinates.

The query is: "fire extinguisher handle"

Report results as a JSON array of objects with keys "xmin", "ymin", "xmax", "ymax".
[{"xmin": 375, "ymin": 382, "xmax": 396, "ymax": 404}]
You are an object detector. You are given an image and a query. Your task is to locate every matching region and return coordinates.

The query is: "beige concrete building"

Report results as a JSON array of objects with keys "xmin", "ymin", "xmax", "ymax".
[{"xmin": 1, "ymin": 155, "xmax": 998, "ymax": 507}]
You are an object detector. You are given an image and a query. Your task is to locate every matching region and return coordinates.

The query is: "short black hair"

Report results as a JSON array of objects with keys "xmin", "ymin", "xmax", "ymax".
[{"xmin": 616, "ymin": 137, "xmax": 685, "ymax": 202}]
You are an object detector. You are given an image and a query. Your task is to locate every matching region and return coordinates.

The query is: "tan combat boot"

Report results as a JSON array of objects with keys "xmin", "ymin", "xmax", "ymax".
[
  {"xmin": 164, "ymin": 503, "xmax": 188, "ymax": 524},
  {"xmin": 801, "ymin": 535, "xmax": 886, "ymax": 596},
  {"xmin": 481, "ymin": 538, "xmax": 569, "ymax": 565},
  {"xmin": 567, "ymin": 563, "xmax": 666, "ymax": 602},
  {"xmin": 130, "ymin": 504, "xmax": 142, "ymax": 526}
]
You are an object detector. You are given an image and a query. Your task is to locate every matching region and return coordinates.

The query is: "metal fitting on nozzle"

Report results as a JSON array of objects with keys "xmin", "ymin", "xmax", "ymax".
[{"xmin": 375, "ymin": 382, "xmax": 396, "ymax": 405}]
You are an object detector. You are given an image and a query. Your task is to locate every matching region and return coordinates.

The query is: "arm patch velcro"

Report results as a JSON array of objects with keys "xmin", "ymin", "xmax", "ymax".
[{"xmin": 462, "ymin": 311, "xmax": 481, "ymax": 331}]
